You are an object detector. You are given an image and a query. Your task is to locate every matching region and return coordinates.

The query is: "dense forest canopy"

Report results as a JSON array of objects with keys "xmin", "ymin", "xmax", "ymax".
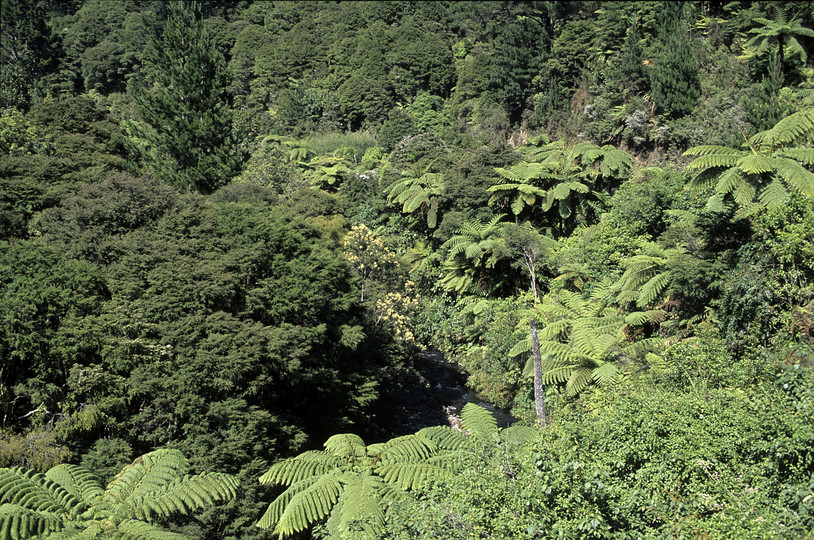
[{"xmin": 1, "ymin": 1, "xmax": 814, "ymax": 538}]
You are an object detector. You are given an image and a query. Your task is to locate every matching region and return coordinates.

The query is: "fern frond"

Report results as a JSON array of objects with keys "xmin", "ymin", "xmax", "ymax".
[
  {"xmin": 541, "ymin": 364, "xmax": 575, "ymax": 386},
  {"xmin": 104, "ymin": 450, "xmax": 189, "ymax": 507},
  {"xmin": 328, "ymin": 474, "xmax": 385, "ymax": 537},
  {"xmin": 733, "ymin": 201, "xmax": 763, "ymax": 220},
  {"xmin": 758, "ymin": 179, "xmax": 789, "ymax": 210},
  {"xmin": 683, "ymin": 145, "xmax": 743, "ymax": 158},
  {"xmin": 271, "ymin": 473, "xmax": 343, "ymax": 537},
  {"xmin": 778, "ymin": 147, "xmax": 814, "ymax": 166},
  {"xmin": 736, "ymin": 154, "xmax": 774, "ymax": 175},
  {"xmin": 257, "ymin": 475, "xmax": 319, "ymax": 530},
  {"xmin": 751, "ymin": 109, "xmax": 814, "ymax": 147},
  {"xmin": 132, "ymin": 472, "xmax": 238, "ymax": 522},
  {"xmin": 375, "ymin": 435, "xmax": 437, "ymax": 463},
  {"xmin": 259, "ymin": 452, "xmax": 343, "ymax": 486},
  {"xmin": 774, "ymin": 157, "xmax": 814, "ymax": 197},
  {"xmin": 115, "ymin": 518, "xmax": 189, "ymax": 540},
  {"xmin": 704, "ymin": 194, "xmax": 731, "ymax": 213},
  {"xmin": 731, "ymin": 179, "xmax": 757, "ymax": 206},
  {"xmin": 502, "ymin": 426, "xmax": 537, "ymax": 446},
  {"xmin": 539, "ymin": 340, "xmax": 581, "ymax": 363},
  {"xmin": 460, "ymin": 403, "xmax": 497, "ymax": 439},
  {"xmin": 713, "ymin": 167, "xmax": 744, "ymax": 195},
  {"xmin": 538, "ymin": 320, "xmax": 569, "ymax": 341},
  {"xmin": 375, "ymin": 462, "xmax": 449, "ymax": 491},
  {"xmin": 637, "ymin": 271, "xmax": 671, "ymax": 307},
  {"xmin": 0, "ymin": 503, "xmax": 64, "ymax": 539},
  {"xmin": 508, "ymin": 336, "xmax": 532, "ymax": 357},
  {"xmin": 324, "ymin": 434, "xmax": 366, "ymax": 459},
  {"xmin": 0, "ymin": 468, "xmax": 80, "ymax": 516},
  {"xmin": 415, "ymin": 427, "xmax": 468, "ymax": 451},
  {"xmin": 591, "ymin": 362, "xmax": 621, "ymax": 387},
  {"xmin": 565, "ymin": 367, "xmax": 594, "ymax": 397},
  {"xmin": 45, "ymin": 465, "xmax": 103, "ymax": 506}
]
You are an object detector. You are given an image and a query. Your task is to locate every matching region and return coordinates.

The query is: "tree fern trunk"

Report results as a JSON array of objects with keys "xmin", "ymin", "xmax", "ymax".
[{"xmin": 530, "ymin": 318, "xmax": 546, "ymax": 427}]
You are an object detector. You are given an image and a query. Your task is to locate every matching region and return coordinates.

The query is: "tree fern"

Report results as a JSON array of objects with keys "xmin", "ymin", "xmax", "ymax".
[
  {"xmin": 257, "ymin": 433, "xmax": 451, "ymax": 538},
  {"xmin": 0, "ymin": 450, "xmax": 236, "ymax": 540},
  {"xmin": 512, "ymin": 287, "xmax": 664, "ymax": 398},
  {"xmin": 460, "ymin": 402, "xmax": 499, "ymax": 439},
  {"xmin": 685, "ymin": 109, "xmax": 814, "ymax": 215}
]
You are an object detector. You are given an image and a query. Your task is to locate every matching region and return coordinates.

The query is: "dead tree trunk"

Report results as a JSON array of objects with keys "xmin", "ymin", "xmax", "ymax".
[{"xmin": 529, "ymin": 318, "xmax": 546, "ymax": 427}]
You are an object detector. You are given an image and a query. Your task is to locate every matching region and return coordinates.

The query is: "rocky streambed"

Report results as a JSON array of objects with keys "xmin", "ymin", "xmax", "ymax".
[{"xmin": 383, "ymin": 350, "xmax": 516, "ymax": 436}]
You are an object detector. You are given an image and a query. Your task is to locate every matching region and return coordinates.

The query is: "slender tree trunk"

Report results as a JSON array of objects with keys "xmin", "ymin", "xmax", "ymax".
[{"xmin": 530, "ymin": 318, "xmax": 546, "ymax": 427}]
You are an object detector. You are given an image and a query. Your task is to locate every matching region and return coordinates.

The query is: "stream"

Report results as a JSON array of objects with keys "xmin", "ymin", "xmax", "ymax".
[{"xmin": 384, "ymin": 350, "xmax": 516, "ymax": 435}]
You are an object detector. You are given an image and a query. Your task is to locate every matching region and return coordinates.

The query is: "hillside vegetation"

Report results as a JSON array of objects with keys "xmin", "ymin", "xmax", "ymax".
[{"xmin": 1, "ymin": 1, "xmax": 814, "ymax": 538}]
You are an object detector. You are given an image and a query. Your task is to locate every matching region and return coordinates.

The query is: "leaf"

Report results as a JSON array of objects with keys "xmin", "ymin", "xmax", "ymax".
[
  {"xmin": 324, "ymin": 434, "xmax": 366, "ymax": 458},
  {"xmin": 105, "ymin": 449, "xmax": 190, "ymax": 506},
  {"xmin": 273, "ymin": 474, "xmax": 343, "ymax": 537},
  {"xmin": 736, "ymin": 154, "xmax": 774, "ymax": 175},
  {"xmin": 460, "ymin": 403, "xmax": 497, "ymax": 439},
  {"xmin": 758, "ymin": 179, "xmax": 789, "ymax": 210},
  {"xmin": 45, "ymin": 465, "xmax": 103, "ymax": 506},
  {"xmin": 259, "ymin": 451, "xmax": 343, "ymax": 486}
]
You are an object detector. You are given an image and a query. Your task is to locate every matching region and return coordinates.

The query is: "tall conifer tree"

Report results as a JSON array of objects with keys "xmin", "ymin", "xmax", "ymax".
[
  {"xmin": 649, "ymin": 2, "xmax": 700, "ymax": 119},
  {"xmin": 130, "ymin": 1, "xmax": 238, "ymax": 193}
]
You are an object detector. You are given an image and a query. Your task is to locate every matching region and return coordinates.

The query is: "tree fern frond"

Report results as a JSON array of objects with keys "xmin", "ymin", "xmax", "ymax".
[
  {"xmin": 324, "ymin": 434, "xmax": 366, "ymax": 459},
  {"xmin": 259, "ymin": 452, "xmax": 343, "ymax": 486},
  {"xmin": 637, "ymin": 271, "xmax": 671, "ymax": 307},
  {"xmin": 778, "ymin": 146, "xmax": 814, "ymax": 166},
  {"xmin": 508, "ymin": 337, "xmax": 532, "ymax": 357},
  {"xmin": 0, "ymin": 468, "xmax": 78, "ymax": 516},
  {"xmin": 539, "ymin": 340, "xmax": 581, "ymax": 363},
  {"xmin": 684, "ymin": 145, "xmax": 743, "ymax": 158},
  {"xmin": 330, "ymin": 475, "xmax": 386, "ymax": 536},
  {"xmin": 731, "ymin": 179, "xmax": 757, "ymax": 206},
  {"xmin": 460, "ymin": 403, "xmax": 497, "ymax": 439},
  {"xmin": 132, "ymin": 473, "xmax": 238, "ymax": 522},
  {"xmin": 376, "ymin": 435, "xmax": 437, "ymax": 463},
  {"xmin": 713, "ymin": 166, "xmax": 744, "ymax": 195},
  {"xmin": 758, "ymin": 179, "xmax": 789, "ymax": 210},
  {"xmin": 257, "ymin": 476, "xmax": 319, "ymax": 530},
  {"xmin": 375, "ymin": 462, "xmax": 448, "ymax": 491},
  {"xmin": 538, "ymin": 320, "xmax": 569, "ymax": 341},
  {"xmin": 104, "ymin": 450, "xmax": 189, "ymax": 507},
  {"xmin": 751, "ymin": 108, "xmax": 814, "ymax": 147},
  {"xmin": 45, "ymin": 465, "xmax": 104, "ymax": 506},
  {"xmin": 116, "ymin": 518, "xmax": 189, "ymax": 540},
  {"xmin": 271, "ymin": 474, "xmax": 343, "ymax": 537},
  {"xmin": 542, "ymin": 364, "xmax": 575, "ymax": 386},
  {"xmin": 591, "ymin": 362, "xmax": 621, "ymax": 387},
  {"xmin": 704, "ymin": 194, "xmax": 731, "ymax": 213},
  {"xmin": 502, "ymin": 426, "xmax": 537, "ymax": 446},
  {"xmin": 736, "ymin": 154, "xmax": 774, "ymax": 175},
  {"xmin": 733, "ymin": 201, "xmax": 763, "ymax": 220},
  {"xmin": 565, "ymin": 367, "xmax": 594, "ymax": 397},
  {"xmin": 774, "ymin": 157, "xmax": 814, "ymax": 196},
  {"xmin": 0, "ymin": 503, "xmax": 63, "ymax": 539},
  {"xmin": 415, "ymin": 427, "xmax": 468, "ymax": 451}
]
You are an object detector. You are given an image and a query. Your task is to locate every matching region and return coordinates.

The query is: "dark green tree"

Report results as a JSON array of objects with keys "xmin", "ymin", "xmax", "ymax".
[
  {"xmin": 489, "ymin": 14, "xmax": 550, "ymax": 123},
  {"xmin": 130, "ymin": 1, "xmax": 239, "ymax": 194},
  {"xmin": 0, "ymin": 0, "xmax": 60, "ymax": 108},
  {"xmin": 649, "ymin": 2, "xmax": 700, "ymax": 119},
  {"xmin": 611, "ymin": 18, "xmax": 648, "ymax": 97}
]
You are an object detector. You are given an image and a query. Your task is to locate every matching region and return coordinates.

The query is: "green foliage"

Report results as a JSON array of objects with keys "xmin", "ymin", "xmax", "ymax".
[
  {"xmin": 742, "ymin": 8, "xmax": 814, "ymax": 83},
  {"xmin": 129, "ymin": 1, "xmax": 240, "ymax": 194},
  {"xmin": 440, "ymin": 214, "xmax": 508, "ymax": 296},
  {"xmin": 684, "ymin": 108, "xmax": 814, "ymax": 218},
  {"xmin": 386, "ymin": 163, "xmax": 446, "ymax": 229},
  {"xmin": 257, "ymin": 432, "xmax": 452, "ymax": 538},
  {"xmin": 649, "ymin": 2, "xmax": 701, "ymax": 118},
  {"xmin": 0, "ymin": 448, "xmax": 238, "ymax": 540},
  {"xmin": 514, "ymin": 286, "xmax": 663, "ymax": 398}
]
